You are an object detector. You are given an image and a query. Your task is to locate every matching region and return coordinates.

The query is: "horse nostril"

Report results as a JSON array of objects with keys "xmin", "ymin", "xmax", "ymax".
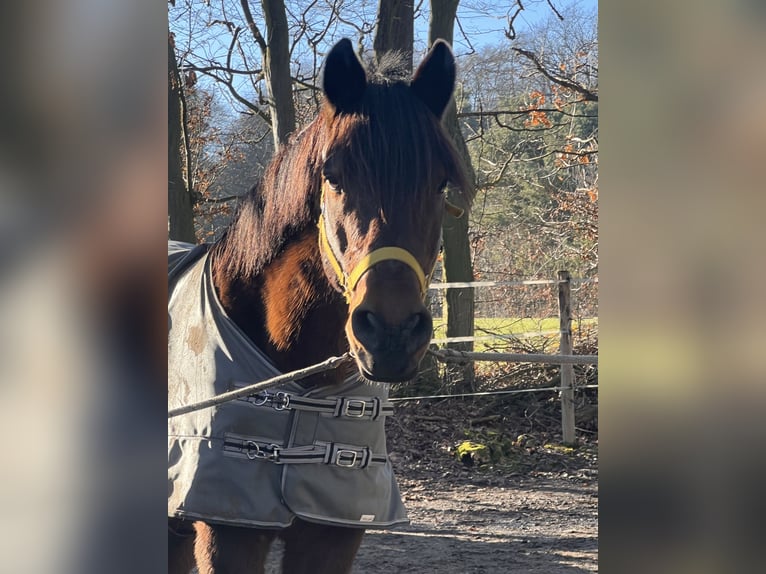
[
  {"xmin": 409, "ymin": 311, "xmax": 432, "ymax": 339},
  {"xmin": 352, "ymin": 309, "xmax": 385, "ymax": 350},
  {"xmin": 404, "ymin": 313, "xmax": 421, "ymax": 331},
  {"xmin": 363, "ymin": 310, "xmax": 384, "ymax": 331}
]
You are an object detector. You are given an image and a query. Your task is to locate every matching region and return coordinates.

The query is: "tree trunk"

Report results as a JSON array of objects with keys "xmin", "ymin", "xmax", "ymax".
[
  {"xmin": 429, "ymin": 0, "xmax": 476, "ymax": 389},
  {"xmin": 261, "ymin": 0, "xmax": 295, "ymax": 147},
  {"xmin": 373, "ymin": 0, "xmax": 414, "ymax": 71},
  {"xmin": 168, "ymin": 33, "xmax": 196, "ymax": 244}
]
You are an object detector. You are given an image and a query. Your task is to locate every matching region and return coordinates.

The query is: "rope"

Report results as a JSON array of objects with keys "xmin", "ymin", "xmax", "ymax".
[
  {"xmin": 429, "ymin": 348, "xmax": 598, "ymax": 365},
  {"xmin": 427, "ymin": 278, "xmax": 598, "ymax": 289},
  {"xmin": 169, "ymin": 343, "xmax": 597, "ymax": 418},
  {"xmin": 167, "ymin": 353, "xmax": 352, "ymax": 419},
  {"xmin": 168, "ymin": 350, "xmax": 597, "ymax": 417},
  {"xmin": 389, "ymin": 384, "xmax": 599, "ymax": 403}
]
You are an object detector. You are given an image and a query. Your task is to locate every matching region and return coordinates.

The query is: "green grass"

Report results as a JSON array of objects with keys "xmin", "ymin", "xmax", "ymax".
[{"xmin": 431, "ymin": 317, "xmax": 598, "ymax": 351}]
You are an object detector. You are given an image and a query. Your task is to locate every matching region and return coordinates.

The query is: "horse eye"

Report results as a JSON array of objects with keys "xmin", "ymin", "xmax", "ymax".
[
  {"xmin": 322, "ymin": 169, "xmax": 342, "ymax": 193},
  {"xmin": 326, "ymin": 178, "xmax": 341, "ymax": 192},
  {"xmin": 438, "ymin": 180, "xmax": 449, "ymax": 194}
]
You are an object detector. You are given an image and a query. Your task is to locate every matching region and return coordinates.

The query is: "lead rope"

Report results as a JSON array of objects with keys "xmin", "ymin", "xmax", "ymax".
[{"xmin": 167, "ymin": 353, "xmax": 352, "ymax": 418}]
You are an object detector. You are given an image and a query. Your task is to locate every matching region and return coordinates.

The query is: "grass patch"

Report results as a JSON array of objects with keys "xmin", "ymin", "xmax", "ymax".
[{"xmin": 432, "ymin": 317, "xmax": 598, "ymax": 350}]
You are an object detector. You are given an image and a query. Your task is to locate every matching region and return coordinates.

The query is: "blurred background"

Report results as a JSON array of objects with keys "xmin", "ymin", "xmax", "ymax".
[
  {"xmin": 600, "ymin": 1, "xmax": 766, "ymax": 572},
  {"xmin": 0, "ymin": 1, "xmax": 166, "ymax": 572},
  {"xmin": 0, "ymin": 0, "xmax": 763, "ymax": 572}
]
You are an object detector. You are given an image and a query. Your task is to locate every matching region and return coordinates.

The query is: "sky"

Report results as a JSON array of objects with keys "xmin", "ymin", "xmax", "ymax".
[
  {"xmin": 170, "ymin": 0, "xmax": 598, "ymax": 118},
  {"xmin": 171, "ymin": 0, "xmax": 598, "ymax": 61},
  {"xmin": 427, "ymin": 0, "xmax": 598, "ymax": 53}
]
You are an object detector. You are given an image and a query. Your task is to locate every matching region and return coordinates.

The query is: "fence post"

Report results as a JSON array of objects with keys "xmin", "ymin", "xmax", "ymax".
[{"xmin": 558, "ymin": 270, "xmax": 576, "ymax": 445}]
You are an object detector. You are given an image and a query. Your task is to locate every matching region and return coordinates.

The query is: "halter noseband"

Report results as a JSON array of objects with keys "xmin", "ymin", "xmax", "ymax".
[{"xmin": 317, "ymin": 188, "xmax": 429, "ymax": 303}]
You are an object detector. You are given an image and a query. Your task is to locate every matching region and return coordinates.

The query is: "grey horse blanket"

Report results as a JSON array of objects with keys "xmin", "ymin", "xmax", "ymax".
[{"xmin": 168, "ymin": 241, "xmax": 408, "ymax": 528}]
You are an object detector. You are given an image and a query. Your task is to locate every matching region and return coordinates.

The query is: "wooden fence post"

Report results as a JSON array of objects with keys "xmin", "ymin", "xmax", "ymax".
[{"xmin": 558, "ymin": 270, "xmax": 576, "ymax": 445}]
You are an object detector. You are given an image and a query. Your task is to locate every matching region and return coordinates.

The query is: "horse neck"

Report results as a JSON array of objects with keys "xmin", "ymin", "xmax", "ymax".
[{"xmin": 213, "ymin": 227, "xmax": 348, "ymax": 384}]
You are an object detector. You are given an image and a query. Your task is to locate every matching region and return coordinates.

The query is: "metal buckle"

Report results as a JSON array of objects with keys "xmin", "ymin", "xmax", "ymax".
[
  {"xmin": 335, "ymin": 449, "xmax": 359, "ymax": 468},
  {"xmin": 250, "ymin": 392, "xmax": 270, "ymax": 406},
  {"xmin": 245, "ymin": 441, "xmax": 261, "ymax": 460},
  {"xmin": 245, "ymin": 441, "xmax": 282, "ymax": 462},
  {"xmin": 343, "ymin": 399, "xmax": 367, "ymax": 418},
  {"xmin": 273, "ymin": 392, "xmax": 290, "ymax": 411}
]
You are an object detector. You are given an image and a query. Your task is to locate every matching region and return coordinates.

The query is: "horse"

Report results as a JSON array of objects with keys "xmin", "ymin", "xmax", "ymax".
[{"xmin": 168, "ymin": 38, "xmax": 472, "ymax": 574}]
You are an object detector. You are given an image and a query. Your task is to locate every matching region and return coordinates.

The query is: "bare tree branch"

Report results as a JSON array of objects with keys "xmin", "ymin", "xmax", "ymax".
[
  {"xmin": 505, "ymin": 1, "xmax": 525, "ymax": 41},
  {"xmin": 192, "ymin": 66, "xmax": 271, "ymax": 125},
  {"xmin": 455, "ymin": 15, "xmax": 476, "ymax": 54},
  {"xmin": 512, "ymin": 47, "xmax": 598, "ymax": 102},
  {"xmin": 458, "ymin": 109, "xmax": 597, "ymax": 119},
  {"xmin": 199, "ymin": 193, "xmax": 245, "ymax": 204},
  {"xmin": 211, "ymin": 19, "xmax": 238, "ymax": 33},
  {"xmin": 182, "ymin": 63, "xmax": 263, "ymax": 76},
  {"xmin": 179, "ymin": 79, "xmax": 194, "ymax": 201},
  {"xmin": 239, "ymin": 0, "xmax": 267, "ymax": 53},
  {"xmin": 187, "ymin": 20, "xmax": 270, "ymax": 125},
  {"xmin": 291, "ymin": 76, "xmax": 319, "ymax": 91},
  {"xmin": 476, "ymin": 153, "xmax": 515, "ymax": 191},
  {"xmin": 546, "ymin": 0, "xmax": 565, "ymax": 22}
]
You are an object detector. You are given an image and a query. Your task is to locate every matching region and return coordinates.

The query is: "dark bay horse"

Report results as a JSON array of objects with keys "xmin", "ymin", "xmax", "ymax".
[{"xmin": 169, "ymin": 38, "xmax": 471, "ymax": 574}]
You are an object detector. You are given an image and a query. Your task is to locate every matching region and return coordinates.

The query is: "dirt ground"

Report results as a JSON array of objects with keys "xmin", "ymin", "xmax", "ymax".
[
  {"xmin": 266, "ymin": 392, "xmax": 599, "ymax": 573},
  {"xmin": 351, "ymin": 475, "xmax": 597, "ymax": 573},
  {"xmin": 261, "ymin": 474, "xmax": 597, "ymax": 573},
  {"xmin": 362, "ymin": 395, "xmax": 598, "ymax": 573}
]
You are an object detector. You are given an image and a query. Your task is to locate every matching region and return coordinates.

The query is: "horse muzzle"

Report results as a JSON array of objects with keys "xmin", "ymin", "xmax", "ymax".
[{"xmin": 348, "ymin": 306, "xmax": 433, "ymax": 383}]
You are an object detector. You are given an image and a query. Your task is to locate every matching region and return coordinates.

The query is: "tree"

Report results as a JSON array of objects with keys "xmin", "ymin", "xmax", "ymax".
[
  {"xmin": 373, "ymin": 0, "xmax": 414, "ymax": 70},
  {"xmin": 430, "ymin": 0, "xmax": 477, "ymax": 389},
  {"xmin": 242, "ymin": 0, "xmax": 296, "ymax": 146},
  {"xmin": 168, "ymin": 0, "xmax": 299, "ymax": 242},
  {"xmin": 457, "ymin": 2, "xmax": 598, "ymax": 321},
  {"xmin": 168, "ymin": 32, "xmax": 196, "ymax": 243}
]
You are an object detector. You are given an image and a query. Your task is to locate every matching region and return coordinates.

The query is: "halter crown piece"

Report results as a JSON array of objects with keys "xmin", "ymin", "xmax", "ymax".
[{"xmin": 318, "ymin": 187, "xmax": 429, "ymax": 303}]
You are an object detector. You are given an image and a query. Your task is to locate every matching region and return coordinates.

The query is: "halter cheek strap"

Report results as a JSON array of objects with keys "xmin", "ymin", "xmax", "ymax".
[{"xmin": 318, "ymin": 190, "xmax": 429, "ymax": 303}]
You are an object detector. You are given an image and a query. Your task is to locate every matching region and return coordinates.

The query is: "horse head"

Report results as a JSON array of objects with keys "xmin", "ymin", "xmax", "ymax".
[{"xmin": 316, "ymin": 39, "xmax": 468, "ymax": 382}]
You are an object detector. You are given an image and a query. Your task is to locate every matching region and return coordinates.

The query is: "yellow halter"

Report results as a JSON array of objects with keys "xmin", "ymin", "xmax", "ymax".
[{"xmin": 317, "ymin": 188, "xmax": 429, "ymax": 303}]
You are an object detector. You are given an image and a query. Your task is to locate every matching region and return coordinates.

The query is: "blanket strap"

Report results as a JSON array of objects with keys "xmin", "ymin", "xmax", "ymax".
[
  {"xmin": 232, "ymin": 387, "xmax": 393, "ymax": 420},
  {"xmin": 222, "ymin": 435, "xmax": 388, "ymax": 470}
]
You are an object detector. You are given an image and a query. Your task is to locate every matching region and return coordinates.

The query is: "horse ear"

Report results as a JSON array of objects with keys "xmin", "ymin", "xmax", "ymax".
[
  {"xmin": 322, "ymin": 38, "xmax": 367, "ymax": 111},
  {"xmin": 411, "ymin": 39, "xmax": 455, "ymax": 119}
]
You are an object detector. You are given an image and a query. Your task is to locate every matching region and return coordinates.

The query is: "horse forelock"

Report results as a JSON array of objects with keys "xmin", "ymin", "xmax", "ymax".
[{"xmin": 322, "ymin": 81, "xmax": 470, "ymax": 214}]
